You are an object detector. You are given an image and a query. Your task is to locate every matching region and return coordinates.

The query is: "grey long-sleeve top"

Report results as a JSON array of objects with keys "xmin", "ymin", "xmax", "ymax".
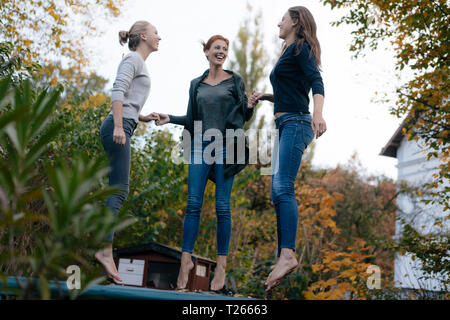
[
  {"xmin": 167, "ymin": 69, "xmax": 254, "ymax": 182},
  {"xmin": 168, "ymin": 70, "xmax": 253, "ymax": 134},
  {"xmin": 109, "ymin": 51, "xmax": 151, "ymax": 124}
]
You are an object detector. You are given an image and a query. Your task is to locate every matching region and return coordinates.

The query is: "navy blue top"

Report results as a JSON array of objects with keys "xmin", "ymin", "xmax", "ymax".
[{"xmin": 269, "ymin": 41, "xmax": 324, "ymax": 114}]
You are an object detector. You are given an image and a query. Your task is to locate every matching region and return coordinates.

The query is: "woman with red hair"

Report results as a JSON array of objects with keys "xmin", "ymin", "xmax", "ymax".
[{"xmin": 155, "ymin": 35, "xmax": 254, "ymax": 291}]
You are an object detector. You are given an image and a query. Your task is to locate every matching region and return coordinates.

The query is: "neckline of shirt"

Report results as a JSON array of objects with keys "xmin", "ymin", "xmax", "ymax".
[
  {"xmin": 201, "ymin": 76, "xmax": 234, "ymax": 87},
  {"xmin": 128, "ymin": 51, "xmax": 145, "ymax": 62}
]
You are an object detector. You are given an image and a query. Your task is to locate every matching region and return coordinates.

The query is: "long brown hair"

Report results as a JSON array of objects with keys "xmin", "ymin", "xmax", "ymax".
[{"xmin": 285, "ymin": 6, "xmax": 322, "ymax": 70}]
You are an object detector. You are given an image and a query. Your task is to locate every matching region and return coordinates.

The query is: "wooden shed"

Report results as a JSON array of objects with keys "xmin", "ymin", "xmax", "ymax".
[{"xmin": 113, "ymin": 242, "xmax": 216, "ymax": 292}]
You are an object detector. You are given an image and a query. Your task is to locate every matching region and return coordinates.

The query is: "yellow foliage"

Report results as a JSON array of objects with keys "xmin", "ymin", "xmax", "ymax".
[
  {"xmin": 1, "ymin": 0, "xmax": 125, "ymax": 80},
  {"xmin": 82, "ymin": 93, "xmax": 107, "ymax": 109},
  {"xmin": 305, "ymin": 238, "xmax": 376, "ymax": 300}
]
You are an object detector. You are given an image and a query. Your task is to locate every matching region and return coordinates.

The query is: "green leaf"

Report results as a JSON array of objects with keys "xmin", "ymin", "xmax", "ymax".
[
  {"xmin": 25, "ymin": 121, "xmax": 62, "ymax": 167},
  {"xmin": 0, "ymin": 77, "xmax": 11, "ymax": 106},
  {"xmin": 38, "ymin": 276, "xmax": 50, "ymax": 300}
]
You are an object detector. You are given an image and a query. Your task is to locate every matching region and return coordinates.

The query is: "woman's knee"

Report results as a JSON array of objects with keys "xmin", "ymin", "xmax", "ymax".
[
  {"xmin": 215, "ymin": 207, "xmax": 231, "ymax": 222},
  {"xmin": 111, "ymin": 184, "xmax": 129, "ymax": 201},
  {"xmin": 215, "ymin": 197, "xmax": 231, "ymax": 214},
  {"xmin": 186, "ymin": 194, "xmax": 203, "ymax": 216},
  {"xmin": 271, "ymin": 181, "xmax": 295, "ymax": 204}
]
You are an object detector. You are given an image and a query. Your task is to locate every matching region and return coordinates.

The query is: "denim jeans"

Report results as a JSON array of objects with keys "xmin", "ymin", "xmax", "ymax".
[
  {"xmin": 182, "ymin": 138, "xmax": 235, "ymax": 256},
  {"xmin": 100, "ymin": 114, "xmax": 137, "ymax": 242},
  {"xmin": 271, "ymin": 112, "xmax": 314, "ymax": 257}
]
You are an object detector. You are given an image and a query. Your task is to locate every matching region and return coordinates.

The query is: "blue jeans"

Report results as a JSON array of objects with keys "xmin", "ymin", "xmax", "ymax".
[
  {"xmin": 271, "ymin": 112, "xmax": 314, "ymax": 257},
  {"xmin": 100, "ymin": 114, "xmax": 137, "ymax": 242},
  {"xmin": 182, "ymin": 138, "xmax": 235, "ymax": 256}
]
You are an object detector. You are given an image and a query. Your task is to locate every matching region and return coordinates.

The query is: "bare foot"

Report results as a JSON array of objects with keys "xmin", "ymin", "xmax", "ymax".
[
  {"xmin": 210, "ymin": 256, "xmax": 227, "ymax": 291},
  {"xmin": 265, "ymin": 248, "xmax": 298, "ymax": 291},
  {"xmin": 177, "ymin": 252, "xmax": 194, "ymax": 289},
  {"xmin": 94, "ymin": 245, "xmax": 122, "ymax": 284}
]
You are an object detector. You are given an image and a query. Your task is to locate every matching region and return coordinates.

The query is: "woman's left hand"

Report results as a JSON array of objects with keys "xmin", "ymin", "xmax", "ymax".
[
  {"xmin": 140, "ymin": 113, "xmax": 160, "ymax": 122},
  {"xmin": 312, "ymin": 114, "xmax": 327, "ymax": 138},
  {"xmin": 249, "ymin": 91, "xmax": 264, "ymax": 108}
]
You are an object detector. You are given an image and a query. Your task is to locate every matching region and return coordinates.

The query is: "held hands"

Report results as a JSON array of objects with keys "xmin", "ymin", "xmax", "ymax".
[
  {"xmin": 154, "ymin": 113, "xmax": 170, "ymax": 126},
  {"xmin": 113, "ymin": 113, "xmax": 164, "ymax": 146},
  {"xmin": 138, "ymin": 112, "xmax": 170, "ymax": 125},
  {"xmin": 312, "ymin": 114, "xmax": 327, "ymax": 139},
  {"xmin": 139, "ymin": 113, "xmax": 160, "ymax": 122},
  {"xmin": 249, "ymin": 91, "xmax": 265, "ymax": 108}
]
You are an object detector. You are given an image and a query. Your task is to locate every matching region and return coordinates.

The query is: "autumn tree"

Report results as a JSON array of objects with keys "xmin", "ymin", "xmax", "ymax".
[
  {"xmin": 305, "ymin": 239, "xmax": 376, "ymax": 300},
  {"xmin": 0, "ymin": 0, "xmax": 125, "ymax": 79},
  {"xmin": 33, "ymin": 61, "xmax": 109, "ymax": 105},
  {"xmin": 320, "ymin": 0, "xmax": 449, "ymax": 296},
  {"xmin": 304, "ymin": 155, "xmax": 397, "ymax": 287},
  {"xmin": 228, "ymin": 2, "xmax": 270, "ymax": 130},
  {"xmin": 0, "ymin": 41, "xmax": 39, "ymax": 84},
  {"xmin": 319, "ymin": 0, "xmax": 449, "ymax": 209}
]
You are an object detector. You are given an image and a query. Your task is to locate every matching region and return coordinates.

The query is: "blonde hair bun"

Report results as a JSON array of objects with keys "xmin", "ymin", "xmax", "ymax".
[{"xmin": 118, "ymin": 31, "xmax": 129, "ymax": 46}]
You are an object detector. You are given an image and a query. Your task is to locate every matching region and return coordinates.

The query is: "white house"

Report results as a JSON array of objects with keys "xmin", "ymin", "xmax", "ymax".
[{"xmin": 380, "ymin": 121, "xmax": 449, "ymax": 292}]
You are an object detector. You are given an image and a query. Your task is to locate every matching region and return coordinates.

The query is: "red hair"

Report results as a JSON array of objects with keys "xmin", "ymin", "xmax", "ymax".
[{"xmin": 202, "ymin": 35, "xmax": 229, "ymax": 52}]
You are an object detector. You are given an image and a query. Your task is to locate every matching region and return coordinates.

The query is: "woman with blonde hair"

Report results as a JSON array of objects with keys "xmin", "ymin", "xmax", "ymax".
[
  {"xmin": 94, "ymin": 21, "xmax": 161, "ymax": 284},
  {"xmin": 250, "ymin": 6, "xmax": 326, "ymax": 293}
]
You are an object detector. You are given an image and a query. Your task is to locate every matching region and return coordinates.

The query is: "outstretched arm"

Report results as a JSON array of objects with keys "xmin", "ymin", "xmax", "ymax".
[
  {"xmin": 139, "ymin": 113, "xmax": 160, "ymax": 122},
  {"xmin": 249, "ymin": 91, "xmax": 274, "ymax": 107},
  {"xmin": 151, "ymin": 113, "xmax": 187, "ymax": 126},
  {"xmin": 149, "ymin": 113, "xmax": 188, "ymax": 126},
  {"xmin": 167, "ymin": 114, "xmax": 187, "ymax": 126}
]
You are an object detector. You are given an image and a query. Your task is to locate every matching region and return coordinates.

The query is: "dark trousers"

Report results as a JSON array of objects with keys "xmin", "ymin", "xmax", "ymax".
[{"xmin": 100, "ymin": 114, "xmax": 137, "ymax": 242}]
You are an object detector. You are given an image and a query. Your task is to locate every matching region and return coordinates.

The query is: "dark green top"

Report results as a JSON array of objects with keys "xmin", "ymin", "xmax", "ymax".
[{"xmin": 197, "ymin": 77, "xmax": 237, "ymax": 134}]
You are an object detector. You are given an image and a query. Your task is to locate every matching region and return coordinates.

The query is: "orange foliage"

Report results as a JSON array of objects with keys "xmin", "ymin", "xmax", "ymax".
[
  {"xmin": 305, "ymin": 239, "xmax": 375, "ymax": 300},
  {"xmin": 1, "ymin": 0, "xmax": 125, "ymax": 79}
]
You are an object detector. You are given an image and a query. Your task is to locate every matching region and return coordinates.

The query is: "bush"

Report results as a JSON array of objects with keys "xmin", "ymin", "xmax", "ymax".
[{"xmin": 0, "ymin": 77, "xmax": 134, "ymax": 299}]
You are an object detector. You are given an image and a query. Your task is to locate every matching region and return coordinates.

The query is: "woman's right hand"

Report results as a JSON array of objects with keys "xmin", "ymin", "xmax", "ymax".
[
  {"xmin": 155, "ymin": 113, "xmax": 170, "ymax": 126},
  {"xmin": 113, "ymin": 126, "xmax": 126, "ymax": 146}
]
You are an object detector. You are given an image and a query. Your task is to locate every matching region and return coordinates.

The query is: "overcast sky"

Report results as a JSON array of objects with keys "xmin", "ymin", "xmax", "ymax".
[{"xmin": 87, "ymin": 0, "xmax": 403, "ymax": 180}]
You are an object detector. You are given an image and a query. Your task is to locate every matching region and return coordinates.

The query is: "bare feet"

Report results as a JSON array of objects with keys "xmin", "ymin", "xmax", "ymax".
[
  {"xmin": 265, "ymin": 248, "xmax": 298, "ymax": 292},
  {"xmin": 177, "ymin": 252, "xmax": 194, "ymax": 289},
  {"xmin": 94, "ymin": 245, "xmax": 122, "ymax": 284},
  {"xmin": 210, "ymin": 256, "xmax": 227, "ymax": 291}
]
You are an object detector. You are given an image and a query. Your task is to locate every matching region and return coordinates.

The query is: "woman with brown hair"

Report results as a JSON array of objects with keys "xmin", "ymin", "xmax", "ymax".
[
  {"xmin": 94, "ymin": 21, "xmax": 161, "ymax": 284},
  {"xmin": 154, "ymin": 35, "xmax": 254, "ymax": 291},
  {"xmin": 250, "ymin": 6, "xmax": 326, "ymax": 292}
]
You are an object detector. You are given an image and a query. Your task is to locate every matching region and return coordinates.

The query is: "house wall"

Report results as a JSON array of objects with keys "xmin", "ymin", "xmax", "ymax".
[{"xmin": 394, "ymin": 136, "xmax": 449, "ymax": 291}]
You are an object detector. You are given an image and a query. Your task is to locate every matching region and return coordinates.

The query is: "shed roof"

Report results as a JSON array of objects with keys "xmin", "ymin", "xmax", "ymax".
[
  {"xmin": 380, "ymin": 119, "xmax": 407, "ymax": 158},
  {"xmin": 114, "ymin": 241, "xmax": 216, "ymax": 266}
]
